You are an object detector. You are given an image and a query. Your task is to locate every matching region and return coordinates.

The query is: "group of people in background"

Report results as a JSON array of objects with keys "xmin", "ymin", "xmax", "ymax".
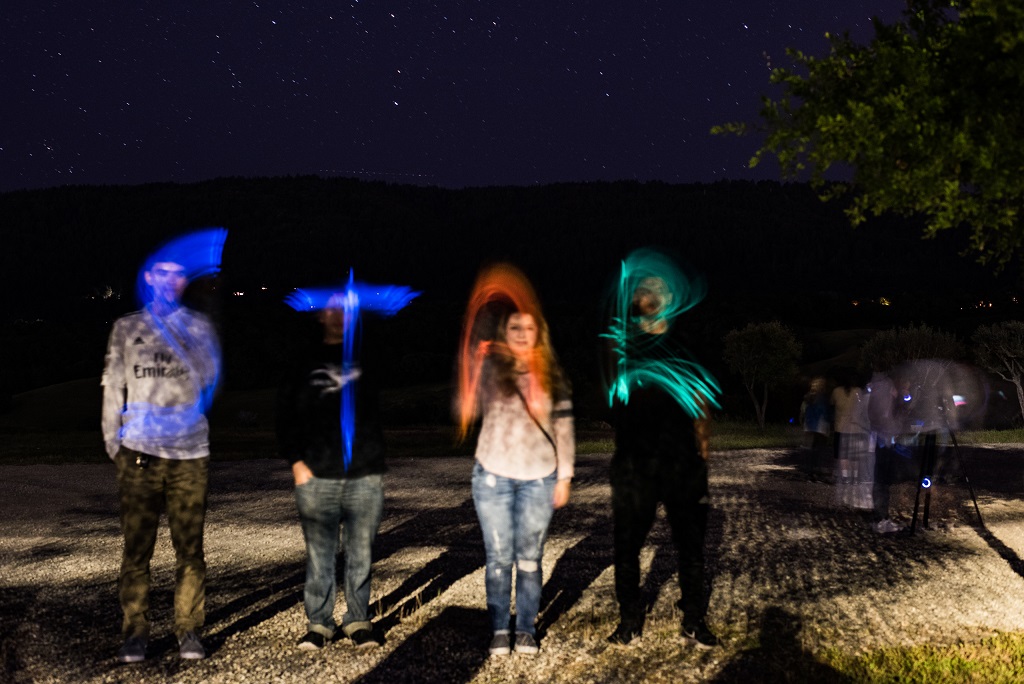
[
  {"xmin": 101, "ymin": 231, "xmax": 721, "ymax": 664},
  {"xmin": 799, "ymin": 363, "xmax": 959, "ymax": 535}
]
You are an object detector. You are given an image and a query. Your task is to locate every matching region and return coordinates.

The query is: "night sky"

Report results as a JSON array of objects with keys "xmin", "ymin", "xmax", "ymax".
[{"xmin": 2, "ymin": 1, "xmax": 906, "ymax": 193}]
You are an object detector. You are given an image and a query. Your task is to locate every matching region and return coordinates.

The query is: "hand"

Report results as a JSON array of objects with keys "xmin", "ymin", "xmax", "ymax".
[
  {"xmin": 553, "ymin": 479, "xmax": 572, "ymax": 509},
  {"xmin": 105, "ymin": 441, "xmax": 121, "ymax": 460},
  {"xmin": 292, "ymin": 460, "xmax": 314, "ymax": 486}
]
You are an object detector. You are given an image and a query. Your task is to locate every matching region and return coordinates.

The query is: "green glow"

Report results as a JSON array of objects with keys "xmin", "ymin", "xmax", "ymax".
[{"xmin": 603, "ymin": 248, "xmax": 721, "ymax": 418}]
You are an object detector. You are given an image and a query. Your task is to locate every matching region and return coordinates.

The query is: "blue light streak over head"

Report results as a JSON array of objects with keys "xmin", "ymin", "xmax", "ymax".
[
  {"xmin": 284, "ymin": 280, "xmax": 420, "ymax": 316},
  {"xmin": 112, "ymin": 229, "xmax": 227, "ymax": 454},
  {"xmin": 602, "ymin": 248, "xmax": 720, "ymax": 418},
  {"xmin": 135, "ymin": 227, "xmax": 228, "ymax": 307},
  {"xmin": 126, "ymin": 228, "xmax": 227, "ymax": 425},
  {"xmin": 285, "ymin": 272, "xmax": 420, "ymax": 471}
]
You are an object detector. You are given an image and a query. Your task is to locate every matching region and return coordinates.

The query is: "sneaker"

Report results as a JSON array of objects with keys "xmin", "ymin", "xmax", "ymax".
[
  {"xmin": 488, "ymin": 632, "xmax": 512, "ymax": 656},
  {"xmin": 875, "ymin": 519, "xmax": 904, "ymax": 534},
  {"xmin": 117, "ymin": 636, "xmax": 147, "ymax": 663},
  {"xmin": 178, "ymin": 630, "xmax": 206, "ymax": 660},
  {"xmin": 349, "ymin": 628, "xmax": 380, "ymax": 649},
  {"xmin": 514, "ymin": 632, "xmax": 539, "ymax": 655},
  {"xmin": 297, "ymin": 631, "xmax": 327, "ymax": 651},
  {"xmin": 607, "ymin": 623, "xmax": 641, "ymax": 645},
  {"xmin": 681, "ymin": 619, "xmax": 718, "ymax": 649}
]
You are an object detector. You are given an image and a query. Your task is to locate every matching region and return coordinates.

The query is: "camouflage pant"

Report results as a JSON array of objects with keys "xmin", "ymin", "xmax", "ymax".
[{"xmin": 115, "ymin": 448, "xmax": 208, "ymax": 639}]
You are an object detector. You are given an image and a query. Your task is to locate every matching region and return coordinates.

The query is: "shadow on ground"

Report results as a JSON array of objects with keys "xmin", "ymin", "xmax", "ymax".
[
  {"xmin": 355, "ymin": 607, "xmax": 490, "ymax": 684},
  {"xmin": 711, "ymin": 606, "xmax": 853, "ymax": 683}
]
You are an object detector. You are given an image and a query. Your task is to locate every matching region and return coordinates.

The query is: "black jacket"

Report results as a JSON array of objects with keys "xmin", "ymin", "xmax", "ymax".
[
  {"xmin": 276, "ymin": 340, "xmax": 386, "ymax": 479},
  {"xmin": 610, "ymin": 328, "xmax": 708, "ymax": 497}
]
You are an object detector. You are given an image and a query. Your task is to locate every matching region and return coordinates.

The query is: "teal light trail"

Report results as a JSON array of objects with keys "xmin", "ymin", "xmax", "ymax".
[{"xmin": 603, "ymin": 248, "xmax": 721, "ymax": 418}]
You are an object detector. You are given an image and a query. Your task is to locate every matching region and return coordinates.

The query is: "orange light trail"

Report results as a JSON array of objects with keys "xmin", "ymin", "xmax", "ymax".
[{"xmin": 456, "ymin": 263, "xmax": 549, "ymax": 440}]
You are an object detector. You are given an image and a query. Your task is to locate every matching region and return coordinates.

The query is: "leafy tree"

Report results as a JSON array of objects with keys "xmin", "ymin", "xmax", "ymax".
[
  {"xmin": 972, "ymin": 321, "xmax": 1024, "ymax": 423},
  {"xmin": 715, "ymin": 0, "xmax": 1024, "ymax": 266},
  {"xmin": 860, "ymin": 323, "xmax": 965, "ymax": 373},
  {"xmin": 722, "ymin": 321, "xmax": 801, "ymax": 429}
]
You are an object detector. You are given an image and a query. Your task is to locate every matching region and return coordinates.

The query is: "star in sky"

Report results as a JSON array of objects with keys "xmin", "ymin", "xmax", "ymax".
[{"xmin": 1, "ymin": 1, "xmax": 905, "ymax": 192}]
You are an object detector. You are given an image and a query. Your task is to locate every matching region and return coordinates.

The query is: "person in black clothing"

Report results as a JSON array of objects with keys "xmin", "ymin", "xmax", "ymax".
[
  {"xmin": 277, "ymin": 299, "xmax": 387, "ymax": 651},
  {"xmin": 604, "ymin": 250, "xmax": 721, "ymax": 648}
]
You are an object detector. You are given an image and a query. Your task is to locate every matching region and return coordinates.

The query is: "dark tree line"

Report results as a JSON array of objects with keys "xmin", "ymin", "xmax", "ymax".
[{"xmin": 1, "ymin": 176, "xmax": 1018, "ymax": 421}]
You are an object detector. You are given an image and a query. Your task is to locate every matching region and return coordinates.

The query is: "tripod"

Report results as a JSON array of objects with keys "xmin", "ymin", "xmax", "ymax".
[{"xmin": 909, "ymin": 411, "xmax": 983, "ymax": 534}]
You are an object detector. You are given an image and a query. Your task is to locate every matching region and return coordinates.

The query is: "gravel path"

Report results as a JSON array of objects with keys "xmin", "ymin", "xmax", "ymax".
[{"xmin": 3, "ymin": 446, "xmax": 1024, "ymax": 683}]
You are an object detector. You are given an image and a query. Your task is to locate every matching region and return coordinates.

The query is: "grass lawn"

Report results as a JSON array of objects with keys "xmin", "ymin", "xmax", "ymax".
[{"xmin": 822, "ymin": 633, "xmax": 1024, "ymax": 683}]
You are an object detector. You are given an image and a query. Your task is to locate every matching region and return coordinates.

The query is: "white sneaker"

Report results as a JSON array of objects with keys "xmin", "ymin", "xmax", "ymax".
[
  {"xmin": 178, "ymin": 631, "xmax": 206, "ymax": 660},
  {"xmin": 874, "ymin": 519, "xmax": 903, "ymax": 534},
  {"xmin": 117, "ymin": 636, "xmax": 147, "ymax": 663},
  {"xmin": 514, "ymin": 632, "xmax": 539, "ymax": 655},
  {"xmin": 489, "ymin": 632, "xmax": 512, "ymax": 656}
]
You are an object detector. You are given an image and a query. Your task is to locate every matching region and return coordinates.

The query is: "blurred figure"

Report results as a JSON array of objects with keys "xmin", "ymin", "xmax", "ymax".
[
  {"xmin": 866, "ymin": 370, "xmax": 905, "ymax": 534},
  {"xmin": 277, "ymin": 293, "xmax": 388, "ymax": 651},
  {"xmin": 831, "ymin": 370, "xmax": 873, "ymax": 510},
  {"xmin": 102, "ymin": 230, "xmax": 226, "ymax": 663},
  {"xmin": 603, "ymin": 249, "xmax": 721, "ymax": 648},
  {"xmin": 800, "ymin": 377, "xmax": 831, "ymax": 447},
  {"xmin": 896, "ymin": 359, "xmax": 987, "ymax": 530},
  {"xmin": 799, "ymin": 376, "xmax": 832, "ymax": 480},
  {"xmin": 456, "ymin": 264, "xmax": 574, "ymax": 657}
]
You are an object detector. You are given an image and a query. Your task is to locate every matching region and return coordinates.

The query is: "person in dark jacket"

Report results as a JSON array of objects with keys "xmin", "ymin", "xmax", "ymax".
[
  {"xmin": 277, "ymin": 298, "xmax": 387, "ymax": 651},
  {"xmin": 603, "ymin": 249, "xmax": 721, "ymax": 649}
]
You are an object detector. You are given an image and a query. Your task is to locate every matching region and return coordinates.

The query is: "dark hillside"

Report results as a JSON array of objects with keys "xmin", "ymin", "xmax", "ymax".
[{"xmin": 1, "ymin": 177, "xmax": 1018, "ymax": 420}]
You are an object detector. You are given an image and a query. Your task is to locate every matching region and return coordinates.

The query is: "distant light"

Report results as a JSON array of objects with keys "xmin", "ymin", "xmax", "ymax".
[
  {"xmin": 952, "ymin": 394, "xmax": 966, "ymax": 406},
  {"xmin": 233, "ymin": 291, "xmax": 245, "ymax": 296},
  {"xmin": 922, "ymin": 477, "xmax": 932, "ymax": 489},
  {"xmin": 879, "ymin": 296, "xmax": 891, "ymax": 306},
  {"xmin": 903, "ymin": 394, "xmax": 912, "ymax": 402}
]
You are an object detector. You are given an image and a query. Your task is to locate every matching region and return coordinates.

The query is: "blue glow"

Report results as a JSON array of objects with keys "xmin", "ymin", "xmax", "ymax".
[
  {"xmin": 285, "ymin": 272, "xmax": 419, "ymax": 471},
  {"xmin": 128, "ymin": 228, "xmax": 226, "ymax": 422},
  {"xmin": 602, "ymin": 248, "xmax": 721, "ymax": 418},
  {"xmin": 922, "ymin": 477, "xmax": 932, "ymax": 489},
  {"xmin": 904, "ymin": 394, "xmax": 913, "ymax": 402},
  {"xmin": 135, "ymin": 227, "xmax": 228, "ymax": 307},
  {"xmin": 142, "ymin": 306, "xmax": 221, "ymax": 416},
  {"xmin": 340, "ymin": 273, "xmax": 359, "ymax": 470},
  {"xmin": 284, "ymin": 280, "xmax": 419, "ymax": 315}
]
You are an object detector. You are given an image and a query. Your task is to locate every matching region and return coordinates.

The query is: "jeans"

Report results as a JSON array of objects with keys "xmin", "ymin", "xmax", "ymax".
[
  {"xmin": 294, "ymin": 474, "xmax": 384, "ymax": 638},
  {"xmin": 471, "ymin": 462, "xmax": 556, "ymax": 636},
  {"xmin": 115, "ymin": 447, "xmax": 208, "ymax": 639}
]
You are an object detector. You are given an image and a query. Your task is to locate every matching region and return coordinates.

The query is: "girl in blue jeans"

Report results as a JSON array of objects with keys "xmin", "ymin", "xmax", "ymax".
[{"xmin": 456, "ymin": 264, "xmax": 575, "ymax": 656}]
